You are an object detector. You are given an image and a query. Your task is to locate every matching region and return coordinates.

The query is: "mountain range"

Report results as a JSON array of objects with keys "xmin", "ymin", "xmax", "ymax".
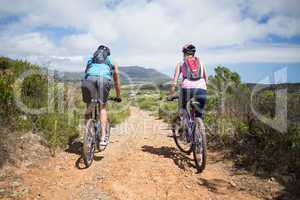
[{"xmin": 56, "ymin": 66, "xmax": 171, "ymax": 84}]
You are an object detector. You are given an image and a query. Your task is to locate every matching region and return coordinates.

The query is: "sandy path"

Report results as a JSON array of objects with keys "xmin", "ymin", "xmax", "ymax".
[{"xmin": 10, "ymin": 107, "xmax": 263, "ymax": 200}]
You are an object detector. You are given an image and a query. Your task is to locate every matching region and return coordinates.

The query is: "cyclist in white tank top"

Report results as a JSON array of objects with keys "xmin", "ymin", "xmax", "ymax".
[
  {"xmin": 169, "ymin": 44, "xmax": 208, "ymax": 118},
  {"xmin": 179, "ymin": 59, "xmax": 207, "ymax": 90}
]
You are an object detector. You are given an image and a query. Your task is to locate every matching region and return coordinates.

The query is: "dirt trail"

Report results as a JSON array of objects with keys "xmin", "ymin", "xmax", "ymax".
[{"xmin": 1, "ymin": 107, "xmax": 282, "ymax": 200}]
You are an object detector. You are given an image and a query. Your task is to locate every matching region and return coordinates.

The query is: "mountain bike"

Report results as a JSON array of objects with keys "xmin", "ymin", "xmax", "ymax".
[
  {"xmin": 167, "ymin": 96, "xmax": 207, "ymax": 172},
  {"xmin": 83, "ymin": 97, "xmax": 120, "ymax": 167}
]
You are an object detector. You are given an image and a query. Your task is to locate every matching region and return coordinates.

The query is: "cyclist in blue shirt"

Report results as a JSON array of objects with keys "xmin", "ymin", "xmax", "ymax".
[{"xmin": 81, "ymin": 45, "xmax": 121, "ymax": 147}]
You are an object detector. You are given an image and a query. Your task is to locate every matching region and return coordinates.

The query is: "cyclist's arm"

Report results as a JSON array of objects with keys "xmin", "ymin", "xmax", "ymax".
[
  {"xmin": 201, "ymin": 61, "xmax": 208, "ymax": 83},
  {"xmin": 113, "ymin": 64, "xmax": 121, "ymax": 98},
  {"xmin": 170, "ymin": 63, "xmax": 181, "ymax": 95}
]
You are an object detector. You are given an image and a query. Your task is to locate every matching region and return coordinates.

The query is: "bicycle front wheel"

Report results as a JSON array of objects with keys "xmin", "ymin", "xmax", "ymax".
[
  {"xmin": 172, "ymin": 117, "xmax": 193, "ymax": 154},
  {"xmin": 83, "ymin": 119, "xmax": 96, "ymax": 167},
  {"xmin": 193, "ymin": 118, "xmax": 207, "ymax": 173}
]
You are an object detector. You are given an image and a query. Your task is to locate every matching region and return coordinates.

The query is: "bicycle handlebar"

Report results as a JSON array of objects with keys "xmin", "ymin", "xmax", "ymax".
[
  {"xmin": 108, "ymin": 97, "xmax": 122, "ymax": 102},
  {"xmin": 166, "ymin": 95, "xmax": 179, "ymax": 101},
  {"xmin": 91, "ymin": 97, "xmax": 122, "ymax": 103}
]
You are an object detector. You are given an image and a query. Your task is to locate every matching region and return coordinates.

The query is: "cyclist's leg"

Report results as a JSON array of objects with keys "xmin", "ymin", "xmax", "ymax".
[
  {"xmin": 180, "ymin": 88, "xmax": 193, "ymax": 117},
  {"xmin": 179, "ymin": 88, "xmax": 186, "ymax": 116},
  {"xmin": 100, "ymin": 104, "xmax": 108, "ymax": 143},
  {"xmin": 193, "ymin": 89, "xmax": 207, "ymax": 118},
  {"xmin": 97, "ymin": 77, "xmax": 112, "ymax": 145},
  {"xmin": 81, "ymin": 76, "xmax": 97, "ymax": 121}
]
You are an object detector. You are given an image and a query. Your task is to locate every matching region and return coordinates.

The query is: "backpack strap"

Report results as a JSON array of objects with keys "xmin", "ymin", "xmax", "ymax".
[
  {"xmin": 181, "ymin": 60, "xmax": 188, "ymax": 80},
  {"xmin": 195, "ymin": 57, "xmax": 202, "ymax": 78},
  {"xmin": 84, "ymin": 58, "xmax": 93, "ymax": 74},
  {"xmin": 105, "ymin": 57, "xmax": 115, "ymax": 77}
]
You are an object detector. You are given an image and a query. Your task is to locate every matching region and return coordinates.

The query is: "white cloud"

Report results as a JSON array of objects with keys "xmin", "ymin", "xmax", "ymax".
[
  {"xmin": 266, "ymin": 16, "xmax": 300, "ymax": 37},
  {"xmin": 203, "ymin": 45, "xmax": 300, "ymax": 64},
  {"xmin": 61, "ymin": 34, "xmax": 98, "ymax": 55},
  {"xmin": 0, "ymin": 32, "xmax": 59, "ymax": 56},
  {"xmin": 0, "ymin": 0, "xmax": 299, "ymax": 71}
]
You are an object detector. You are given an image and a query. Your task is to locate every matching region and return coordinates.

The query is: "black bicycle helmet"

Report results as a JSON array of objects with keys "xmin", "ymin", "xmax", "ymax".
[
  {"xmin": 182, "ymin": 44, "xmax": 196, "ymax": 55},
  {"xmin": 97, "ymin": 45, "xmax": 111, "ymax": 56}
]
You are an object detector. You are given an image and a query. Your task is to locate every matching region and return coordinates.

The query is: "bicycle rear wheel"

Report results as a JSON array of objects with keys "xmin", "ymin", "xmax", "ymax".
[
  {"xmin": 193, "ymin": 118, "xmax": 207, "ymax": 173},
  {"xmin": 83, "ymin": 119, "xmax": 96, "ymax": 167},
  {"xmin": 172, "ymin": 117, "xmax": 193, "ymax": 154}
]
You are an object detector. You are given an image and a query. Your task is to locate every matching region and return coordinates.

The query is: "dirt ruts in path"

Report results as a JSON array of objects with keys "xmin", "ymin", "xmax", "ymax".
[{"xmin": 3, "ymin": 107, "xmax": 283, "ymax": 200}]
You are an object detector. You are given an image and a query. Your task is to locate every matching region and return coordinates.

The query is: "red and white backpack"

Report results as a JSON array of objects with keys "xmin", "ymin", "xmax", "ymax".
[{"xmin": 181, "ymin": 57, "xmax": 203, "ymax": 81}]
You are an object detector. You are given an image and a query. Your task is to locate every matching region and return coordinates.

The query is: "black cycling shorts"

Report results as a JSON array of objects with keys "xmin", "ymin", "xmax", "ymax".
[{"xmin": 81, "ymin": 76, "xmax": 113, "ymax": 104}]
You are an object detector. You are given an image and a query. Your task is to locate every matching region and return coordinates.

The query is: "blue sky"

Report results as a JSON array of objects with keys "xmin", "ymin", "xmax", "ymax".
[
  {"xmin": 220, "ymin": 64, "xmax": 300, "ymax": 83},
  {"xmin": 207, "ymin": 63, "xmax": 299, "ymax": 83},
  {"xmin": 0, "ymin": 0, "xmax": 300, "ymax": 83}
]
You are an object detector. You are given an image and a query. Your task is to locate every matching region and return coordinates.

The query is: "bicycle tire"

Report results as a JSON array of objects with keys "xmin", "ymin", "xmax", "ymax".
[
  {"xmin": 193, "ymin": 117, "xmax": 207, "ymax": 173},
  {"xmin": 95, "ymin": 122, "xmax": 101, "ymax": 151},
  {"xmin": 172, "ymin": 117, "xmax": 193, "ymax": 154},
  {"xmin": 83, "ymin": 119, "xmax": 96, "ymax": 167}
]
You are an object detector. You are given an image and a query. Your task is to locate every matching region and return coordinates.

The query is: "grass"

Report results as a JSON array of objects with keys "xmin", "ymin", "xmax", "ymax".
[
  {"xmin": 135, "ymin": 91, "xmax": 179, "ymax": 123},
  {"xmin": 107, "ymin": 89, "xmax": 131, "ymax": 125},
  {"xmin": 158, "ymin": 101, "xmax": 178, "ymax": 123},
  {"xmin": 137, "ymin": 96, "xmax": 159, "ymax": 111},
  {"xmin": 108, "ymin": 100, "xmax": 130, "ymax": 125}
]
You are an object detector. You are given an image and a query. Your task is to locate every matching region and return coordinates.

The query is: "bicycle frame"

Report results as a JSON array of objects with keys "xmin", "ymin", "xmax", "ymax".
[
  {"xmin": 169, "ymin": 95, "xmax": 207, "ymax": 172},
  {"xmin": 182, "ymin": 100, "xmax": 197, "ymax": 143},
  {"xmin": 89, "ymin": 97, "xmax": 117, "ymax": 137},
  {"xmin": 83, "ymin": 97, "xmax": 118, "ymax": 167},
  {"xmin": 89, "ymin": 99, "xmax": 99, "ymax": 120},
  {"xmin": 89, "ymin": 99, "xmax": 102, "ymax": 144}
]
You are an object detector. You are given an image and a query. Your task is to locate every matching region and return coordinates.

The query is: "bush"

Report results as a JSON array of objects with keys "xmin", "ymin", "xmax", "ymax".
[
  {"xmin": 108, "ymin": 101, "xmax": 131, "ymax": 125},
  {"xmin": 158, "ymin": 101, "xmax": 178, "ymax": 123},
  {"xmin": 106, "ymin": 89, "xmax": 131, "ymax": 125},
  {"xmin": 36, "ymin": 113, "xmax": 79, "ymax": 155},
  {"xmin": 0, "ymin": 57, "xmax": 80, "ymax": 156},
  {"xmin": 21, "ymin": 74, "xmax": 48, "ymax": 109},
  {"xmin": 206, "ymin": 66, "xmax": 300, "ymax": 177},
  {"xmin": 137, "ymin": 96, "xmax": 160, "ymax": 111}
]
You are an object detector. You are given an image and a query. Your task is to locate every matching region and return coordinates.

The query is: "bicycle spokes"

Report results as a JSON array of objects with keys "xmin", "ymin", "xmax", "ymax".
[
  {"xmin": 172, "ymin": 117, "xmax": 193, "ymax": 154},
  {"xmin": 193, "ymin": 118, "xmax": 207, "ymax": 173},
  {"xmin": 83, "ymin": 119, "xmax": 96, "ymax": 167},
  {"xmin": 87, "ymin": 128, "xmax": 95, "ymax": 162}
]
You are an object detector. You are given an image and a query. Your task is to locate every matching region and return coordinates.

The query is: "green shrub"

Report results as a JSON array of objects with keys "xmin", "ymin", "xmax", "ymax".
[
  {"xmin": 158, "ymin": 101, "xmax": 178, "ymax": 123},
  {"xmin": 106, "ymin": 90, "xmax": 131, "ymax": 125},
  {"xmin": 137, "ymin": 96, "xmax": 159, "ymax": 111},
  {"xmin": 21, "ymin": 74, "xmax": 48, "ymax": 109},
  {"xmin": 36, "ymin": 113, "xmax": 79, "ymax": 155},
  {"xmin": 0, "ymin": 57, "xmax": 81, "ymax": 155},
  {"xmin": 206, "ymin": 66, "xmax": 300, "ymax": 177},
  {"xmin": 108, "ymin": 101, "xmax": 130, "ymax": 125}
]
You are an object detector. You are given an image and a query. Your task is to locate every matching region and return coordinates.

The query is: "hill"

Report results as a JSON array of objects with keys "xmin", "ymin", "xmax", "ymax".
[
  {"xmin": 57, "ymin": 66, "xmax": 171, "ymax": 84},
  {"xmin": 119, "ymin": 66, "xmax": 170, "ymax": 84}
]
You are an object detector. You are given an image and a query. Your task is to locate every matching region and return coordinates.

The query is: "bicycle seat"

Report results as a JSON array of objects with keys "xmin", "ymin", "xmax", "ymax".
[
  {"xmin": 91, "ymin": 97, "xmax": 119, "ymax": 103},
  {"xmin": 189, "ymin": 98, "xmax": 200, "ymax": 109},
  {"xmin": 91, "ymin": 99, "xmax": 102, "ymax": 103}
]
